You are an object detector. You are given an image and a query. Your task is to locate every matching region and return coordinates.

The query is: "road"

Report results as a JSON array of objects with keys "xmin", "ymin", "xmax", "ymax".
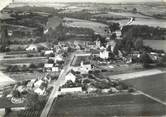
[{"xmin": 40, "ymin": 52, "xmax": 75, "ymax": 117}]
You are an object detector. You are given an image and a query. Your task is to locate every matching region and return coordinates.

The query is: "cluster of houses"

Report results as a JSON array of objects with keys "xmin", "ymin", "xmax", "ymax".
[
  {"xmin": 59, "ymin": 70, "xmax": 126, "ymax": 95},
  {"xmin": 14, "ymin": 75, "xmax": 51, "ymax": 97}
]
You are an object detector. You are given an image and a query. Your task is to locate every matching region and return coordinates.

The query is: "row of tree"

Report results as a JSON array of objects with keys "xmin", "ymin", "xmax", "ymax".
[{"xmin": 122, "ymin": 25, "xmax": 166, "ymax": 40}]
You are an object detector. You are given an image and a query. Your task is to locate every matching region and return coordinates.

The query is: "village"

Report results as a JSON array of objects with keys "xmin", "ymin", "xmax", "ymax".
[{"xmin": 0, "ymin": 1, "xmax": 166, "ymax": 117}]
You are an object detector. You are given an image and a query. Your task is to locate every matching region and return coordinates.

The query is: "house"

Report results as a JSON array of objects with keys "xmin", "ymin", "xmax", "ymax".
[
  {"xmin": 115, "ymin": 30, "xmax": 122, "ymax": 39},
  {"xmin": 65, "ymin": 72, "xmax": 76, "ymax": 83},
  {"xmin": 100, "ymin": 47, "xmax": 109, "ymax": 59},
  {"xmin": 54, "ymin": 55, "xmax": 63, "ymax": 62},
  {"xmin": 34, "ymin": 79, "xmax": 44, "ymax": 88},
  {"xmin": 95, "ymin": 40, "xmax": 101, "ymax": 49},
  {"xmin": 44, "ymin": 63, "xmax": 54, "ymax": 71},
  {"xmin": 148, "ymin": 53, "xmax": 159, "ymax": 61},
  {"xmin": 26, "ymin": 44, "xmax": 38, "ymax": 51},
  {"xmin": 27, "ymin": 79, "xmax": 36, "ymax": 88},
  {"xmin": 72, "ymin": 61, "xmax": 92, "ymax": 74},
  {"xmin": 44, "ymin": 50, "xmax": 53, "ymax": 56},
  {"xmin": 34, "ymin": 87, "xmax": 45, "ymax": 96},
  {"xmin": 60, "ymin": 87, "xmax": 82, "ymax": 94},
  {"xmin": 87, "ymin": 85, "xmax": 97, "ymax": 93},
  {"xmin": 86, "ymin": 41, "xmax": 96, "ymax": 49},
  {"xmin": 106, "ymin": 40, "xmax": 116, "ymax": 53},
  {"xmin": 17, "ymin": 86, "xmax": 26, "ymax": 94},
  {"xmin": 52, "ymin": 67, "xmax": 59, "ymax": 72}
]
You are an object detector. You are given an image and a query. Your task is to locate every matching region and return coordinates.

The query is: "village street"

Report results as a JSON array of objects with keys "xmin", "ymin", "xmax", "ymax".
[{"xmin": 40, "ymin": 52, "xmax": 75, "ymax": 117}]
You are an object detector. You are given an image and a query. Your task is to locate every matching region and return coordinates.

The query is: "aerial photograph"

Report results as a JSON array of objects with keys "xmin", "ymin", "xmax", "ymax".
[{"xmin": 0, "ymin": 0, "xmax": 166, "ymax": 116}]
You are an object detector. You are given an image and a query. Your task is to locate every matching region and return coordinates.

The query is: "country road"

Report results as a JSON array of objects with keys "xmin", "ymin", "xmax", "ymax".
[{"xmin": 40, "ymin": 52, "xmax": 75, "ymax": 117}]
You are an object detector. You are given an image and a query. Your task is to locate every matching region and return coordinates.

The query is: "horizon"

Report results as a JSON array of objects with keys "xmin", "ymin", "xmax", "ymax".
[{"xmin": 13, "ymin": 0, "xmax": 165, "ymax": 3}]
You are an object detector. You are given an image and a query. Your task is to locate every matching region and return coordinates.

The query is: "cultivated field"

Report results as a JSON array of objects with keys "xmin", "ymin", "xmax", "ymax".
[
  {"xmin": 64, "ymin": 17, "xmax": 109, "ymax": 37},
  {"xmin": 49, "ymin": 94, "xmax": 166, "ymax": 117},
  {"xmin": 124, "ymin": 73, "xmax": 166, "ymax": 102},
  {"xmin": 7, "ymin": 72, "xmax": 46, "ymax": 81},
  {"xmin": 143, "ymin": 40, "xmax": 166, "ymax": 52},
  {"xmin": 1, "ymin": 57, "xmax": 47, "ymax": 65}
]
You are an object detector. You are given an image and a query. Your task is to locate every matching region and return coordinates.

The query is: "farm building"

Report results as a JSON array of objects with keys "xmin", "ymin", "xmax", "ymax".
[{"xmin": 60, "ymin": 87, "xmax": 82, "ymax": 94}]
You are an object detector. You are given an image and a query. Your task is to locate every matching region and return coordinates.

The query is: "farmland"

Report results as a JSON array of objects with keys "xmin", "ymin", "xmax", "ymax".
[
  {"xmin": 0, "ymin": 57, "xmax": 47, "ymax": 65},
  {"xmin": 143, "ymin": 40, "xmax": 166, "ymax": 52},
  {"xmin": 64, "ymin": 17, "xmax": 109, "ymax": 37},
  {"xmin": 124, "ymin": 73, "xmax": 166, "ymax": 102},
  {"xmin": 49, "ymin": 94, "xmax": 166, "ymax": 117}
]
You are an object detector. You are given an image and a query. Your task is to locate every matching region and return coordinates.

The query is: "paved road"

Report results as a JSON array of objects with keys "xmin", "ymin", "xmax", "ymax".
[{"xmin": 40, "ymin": 52, "xmax": 75, "ymax": 117}]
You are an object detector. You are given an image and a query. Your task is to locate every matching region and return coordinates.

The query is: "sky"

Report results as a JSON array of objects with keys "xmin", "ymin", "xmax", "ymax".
[
  {"xmin": 0, "ymin": 0, "xmax": 165, "ymax": 10},
  {"xmin": 14, "ymin": 0, "xmax": 165, "ymax": 3}
]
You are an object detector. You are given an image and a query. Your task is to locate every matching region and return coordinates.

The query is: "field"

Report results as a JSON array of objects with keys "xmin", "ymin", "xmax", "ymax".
[
  {"xmin": 124, "ymin": 73, "xmax": 166, "ymax": 102},
  {"xmin": 49, "ymin": 94, "xmax": 166, "ymax": 117},
  {"xmin": 64, "ymin": 17, "xmax": 108, "ymax": 37},
  {"xmin": 109, "ymin": 11, "xmax": 166, "ymax": 28},
  {"xmin": 143, "ymin": 40, "xmax": 166, "ymax": 52},
  {"xmin": 1, "ymin": 57, "xmax": 47, "ymax": 65},
  {"xmin": 46, "ymin": 16, "xmax": 62, "ymax": 30}
]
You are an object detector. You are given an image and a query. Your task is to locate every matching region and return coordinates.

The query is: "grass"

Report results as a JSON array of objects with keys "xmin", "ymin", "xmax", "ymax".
[
  {"xmin": 7, "ymin": 72, "xmax": 46, "ymax": 81},
  {"xmin": 0, "ymin": 97, "xmax": 24, "ymax": 108},
  {"xmin": 124, "ymin": 73, "xmax": 166, "ymax": 102},
  {"xmin": 71, "ymin": 55, "xmax": 90, "ymax": 67},
  {"xmin": 48, "ymin": 93, "xmax": 166, "ymax": 117}
]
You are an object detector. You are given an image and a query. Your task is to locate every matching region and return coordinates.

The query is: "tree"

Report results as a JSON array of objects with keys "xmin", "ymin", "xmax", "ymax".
[
  {"xmin": 134, "ymin": 38, "xmax": 143, "ymax": 50},
  {"xmin": 29, "ymin": 63, "xmax": 37, "ymax": 69},
  {"xmin": 48, "ymin": 59, "xmax": 54, "ymax": 64},
  {"xmin": 12, "ymin": 90, "xmax": 21, "ymax": 98},
  {"xmin": 132, "ymin": 8, "xmax": 137, "ymax": 13},
  {"xmin": 140, "ymin": 52, "xmax": 153, "ymax": 68}
]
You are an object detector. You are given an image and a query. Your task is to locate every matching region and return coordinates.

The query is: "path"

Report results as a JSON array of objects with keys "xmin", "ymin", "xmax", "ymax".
[
  {"xmin": 138, "ymin": 90, "xmax": 166, "ymax": 106},
  {"xmin": 108, "ymin": 69, "xmax": 164, "ymax": 80}
]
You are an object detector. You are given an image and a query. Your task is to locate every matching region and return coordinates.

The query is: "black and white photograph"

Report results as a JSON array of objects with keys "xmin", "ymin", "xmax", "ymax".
[{"xmin": 0, "ymin": 0, "xmax": 166, "ymax": 116}]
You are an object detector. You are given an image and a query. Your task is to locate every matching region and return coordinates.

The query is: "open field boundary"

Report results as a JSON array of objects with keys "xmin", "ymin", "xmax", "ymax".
[
  {"xmin": 0, "ymin": 71, "xmax": 15, "ymax": 88},
  {"xmin": 108, "ymin": 69, "xmax": 165, "ymax": 80}
]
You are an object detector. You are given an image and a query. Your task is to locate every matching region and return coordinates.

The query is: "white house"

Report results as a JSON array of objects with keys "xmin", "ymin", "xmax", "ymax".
[
  {"xmin": 65, "ymin": 72, "xmax": 76, "ymax": 83},
  {"xmin": 44, "ymin": 50, "xmax": 53, "ymax": 55},
  {"xmin": 60, "ymin": 87, "xmax": 82, "ymax": 94},
  {"xmin": 44, "ymin": 63, "xmax": 53, "ymax": 68},
  {"xmin": 54, "ymin": 55, "xmax": 63, "ymax": 62},
  {"xmin": 34, "ymin": 79, "xmax": 44, "ymax": 88},
  {"xmin": 95, "ymin": 40, "xmax": 101, "ymax": 49},
  {"xmin": 87, "ymin": 85, "xmax": 97, "ymax": 93},
  {"xmin": 52, "ymin": 67, "xmax": 59, "ymax": 72},
  {"xmin": 34, "ymin": 87, "xmax": 46, "ymax": 95},
  {"xmin": 100, "ymin": 48, "xmax": 109, "ymax": 59}
]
